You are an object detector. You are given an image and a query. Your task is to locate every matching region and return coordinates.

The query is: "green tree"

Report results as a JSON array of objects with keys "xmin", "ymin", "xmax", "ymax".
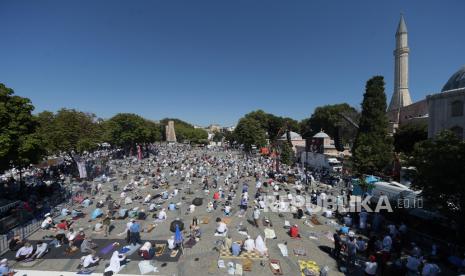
[
  {"xmin": 244, "ymin": 110, "xmax": 299, "ymax": 141},
  {"xmin": 352, "ymin": 76, "xmax": 393, "ymax": 175},
  {"xmin": 280, "ymin": 142, "xmax": 294, "ymax": 166},
  {"xmin": 104, "ymin": 113, "xmax": 161, "ymax": 150},
  {"xmin": 36, "ymin": 109, "xmax": 102, "ymax": 155},
  {"xmin": 233, "ymin": 117, "xmax": 267, "ymax": 151},
  {"xmin": 411, "ymin": 131, "xmax": 465, "ymax": 240},
  {"xmin": 0, "ymin": 83, "xmax": 45, "ymax": 172},
  {"xmin": 394, "ymin": 122, "xmax": 428, "ymax": 155},
  {"xmin": 304, "ymin": 103, "xmax": 360, "ymax": 143}
]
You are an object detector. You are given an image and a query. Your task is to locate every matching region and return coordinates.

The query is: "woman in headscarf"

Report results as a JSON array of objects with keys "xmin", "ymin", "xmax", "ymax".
[
  {"xmin": 104, "ymin": 250, "xmax": 127, "ymax": 274},
  {"xmin": 255, "ymin": 235, "xmax": 268, "ymax": 256}
]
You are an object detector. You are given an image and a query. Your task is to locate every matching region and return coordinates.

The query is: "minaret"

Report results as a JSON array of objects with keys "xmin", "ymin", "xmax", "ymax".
[{"xmin": 388, "ymin": 14, "xmax": 412, "ymax": 115}]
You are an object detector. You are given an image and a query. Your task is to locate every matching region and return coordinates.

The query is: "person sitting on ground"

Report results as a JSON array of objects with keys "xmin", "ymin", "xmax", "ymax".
[
  {"xmin": 255, "ymin": 235, "xmax": 268, "ymax": 256},
  {"xmin": 289, "ymin": 224, "xmax": 300, "ymax": 238},
  {"xmin": 96, "ymin": 200, "xmax": 104, "ymax": 208},
  {"xmin": 231, "ymin": 241, "xmax": 241, "ymax": 256},
  {"xmin": 188, "ymin": 204, "xmax": 195, "ymax": 213},
  {"xmin": 0, "ymin": 258, "xmax": 11, "ymax": 275},
  {"xmin": 207, "ymin": 201, "xmax": 214, "ymax": 213},
  {"xmin": 167, "ymin": 236, "xmax": 176, "ymax": 250},
  {"xmin": 168, "ymin": 202, "xmax": 176, "ymax": 211},
  {"xmin": 215, "ymin": 218, "xmax": 228, "ymax": 235},
  {"xmin": 82, "ymin": 253, "xmax": 99, "ymax": 269},
  {"xmin": 73, "ymin": 230, "xmax": 85, "ymax": 248},
  {"xmin": 157, "ymin": 208, "xmax": 167, "ymax": 220},
  {"xmin": 56, "ymin": 219, "xmax": 71, "ymax": 230},
  {"xmin": 66, "ymin": 228, "xmax": 77, "ymax": 244},
  {"xmin": 138, "ymin": 209, "xmax": 147, "ymax": 220},
  {"xmin": 41, "ymin": 213, "xmax": 55, "ymax": 230},
  {"xmin": 61, "ymin": 207, "xmax": 70, "ymax": 217},
  {"xmin": 224, "ymin": 204, "xmax": 231, "ymax": 216},
  {"xmin": 149, "ymin": 202, "xmax": 156, "ymax": 212},
  {"xmin": 32, "ymin": 241, "xmax": 48, "ymax": 259},
  {"xmin": 81, "ymin": 198, "xmax": 92, "ymax": 208},
  {"xmin": 71, "ymin": 209, "xmax": 84, "ymax": 219},
  {"xmin": 139, "ymin": 242, "xmax": 154, "ymax": 260},
  {"xmin": 8, "ymin": 235, "xmax": 24, "ymax": 251},
  {"xmin": 243, "ymin": 236, "xmax": 255, "ymax": 252},
  {"xmin": 104, "ymin": 250, "xmax": 128, "ymax": 274},
  {"xmin": 15, "ymin": 242, "xmax": 34, "ymax": 261},
  {"xmin": 81, "ymin": 237, "xmax": 97, "ymax": 254},
  {"xmin": 222, "ymin": 236, "xmax": 232, "ymax": 251}
]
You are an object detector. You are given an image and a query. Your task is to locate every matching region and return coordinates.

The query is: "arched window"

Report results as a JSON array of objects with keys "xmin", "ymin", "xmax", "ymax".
[
  {"xmin": 450, "ymin": 126, "xmax": 464, "ymax": 139},
  {"xmin": 451, "ymin": 100, "xmax": 464, "ymax": 117}
]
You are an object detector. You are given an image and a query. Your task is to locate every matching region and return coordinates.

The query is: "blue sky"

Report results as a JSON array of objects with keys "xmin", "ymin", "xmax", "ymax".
[{"xmin": 1, "ymin": 0, "xmax": 464, "ymax": 126}]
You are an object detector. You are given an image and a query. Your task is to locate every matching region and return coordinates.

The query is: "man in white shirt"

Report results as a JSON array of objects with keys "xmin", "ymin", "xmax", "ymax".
[
  {"xmin": 253, "ymin": 206, "xmax": 260, "ymax": 227},
  {"xmin": 216, "ymin": 219, "xmax": 228, "ymax": 235},
  {"xmin": 82, "ymin": 253, "xmax": 99, "ymax": 268},
  {"xmin": 157, "ymin": 208, "xmax": 167, "ymax": 220},
  {"xmin": 243, "ymin": 236, "xmax": 255, "ymax": 252},
  {"xmin": 167, "ymin": 236, "xmax": 176, "ymax": 250},
  {"xmin": 32, "ymin": 241, "xmax": 48, "ymax": 259},
  {"xmin": 15, "ymin": 242, "xmax": 34, "ymax": 261},
  {"xmin": 41, "ymin": 214, "xmax": 54, "ymax": 230}
]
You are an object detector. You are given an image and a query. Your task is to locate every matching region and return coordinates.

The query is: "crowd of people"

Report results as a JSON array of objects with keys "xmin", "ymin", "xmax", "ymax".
[{"xmin": 1, "ymin": 143, "xmax": 464, "ymax": 275}]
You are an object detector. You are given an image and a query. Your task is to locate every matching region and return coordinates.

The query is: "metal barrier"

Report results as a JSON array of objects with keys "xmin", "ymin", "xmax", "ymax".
[{"xmin": 0, "ymin": 196, "xmax": 74, "ymax": 256}]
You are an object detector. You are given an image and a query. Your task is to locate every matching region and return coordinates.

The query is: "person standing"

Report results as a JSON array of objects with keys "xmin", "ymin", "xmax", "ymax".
[
  {"xmin": 333, "ymin": 231, "xmax": 342, "ymax": 260},
  {"xmin": 129, "ymin": 220, "xmax": 142, "ymax": 245},
  {"xmin": 253, "ymin": 206, "xmax": 260, "ymax": 228},
  {"xmin": 102, "ymin": 213, "xmax": 112, "ymax": 237}
]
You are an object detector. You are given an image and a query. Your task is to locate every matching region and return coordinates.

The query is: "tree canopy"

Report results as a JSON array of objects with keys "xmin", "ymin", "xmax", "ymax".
[
  {"xmin": 233, "ymin": 117, "xmax": 267, "ymax": 151},
  {"xmin": 411, "ymin": 131, "xmax": 465, "ymax": 237},
  {"xmin": 0, "ymin": 83, "xmax": 45, "ymax": 172},
  {"xmin": 104, "ymin": 113, "xmax": 162, "ymax": 149},
  {"xmin": 393, "ymin": 122, "xmax": 428, "ymax": 155},
  {"xmin": 352, "ymin": 76, "xmax": 393, "ymax": 175},
  {"xmin": 36, "ymin": 109, "xmax": 103, "ymax": 156},
  {"xmin": 243, "ymin": 110, "xmax": 299, "ymax": 141},
  {"xmin": 303, "ymin": 103, "xmax": 360, "ymax": 144}
]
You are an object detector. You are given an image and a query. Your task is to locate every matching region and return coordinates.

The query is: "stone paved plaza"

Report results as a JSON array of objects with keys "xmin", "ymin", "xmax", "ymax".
[{"xmin": 7, "ymin": 147, "xmax": 355, "ymax": 276}]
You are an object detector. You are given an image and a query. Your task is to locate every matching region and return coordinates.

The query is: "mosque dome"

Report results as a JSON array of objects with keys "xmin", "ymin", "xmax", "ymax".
[
  {"xmin": 313, "ymin": 131, "xmax": 330, "ymax": 139},
  {"xmin": 442, "ymin": 65, "xmax": 465, "ymax": 92}
]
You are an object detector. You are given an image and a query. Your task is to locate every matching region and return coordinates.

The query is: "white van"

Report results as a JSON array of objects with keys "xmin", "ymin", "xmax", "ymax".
[{"xmin": 370, "ymin": 181, "xmax": 420, "ymax": 203}]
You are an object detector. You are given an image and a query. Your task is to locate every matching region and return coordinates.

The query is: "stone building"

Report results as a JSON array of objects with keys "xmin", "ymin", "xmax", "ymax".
[{"xmin": 427, "ymin": 66, "xmax": 465, "ymax": 139}]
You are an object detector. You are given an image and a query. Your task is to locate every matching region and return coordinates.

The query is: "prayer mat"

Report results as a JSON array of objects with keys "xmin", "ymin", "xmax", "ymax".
[
  {"xmin": 269, "ymin": 259, "xmax": 283, "ymax": 275},
  {"xmin": 219, "ymin": 248, "xmax": 265, "ymax": 260},
  {"xmin": 235, "ymin": 263, "xmax": 243, "ymax": 275},
  {"xmin": 155, "ymin": 244, "xmax": 166, "ymax": 257},
  {"xmin": 146, "ymin": 224, "xmax": 156, "ymax": 233},
  {"xmin": 222, "ymin": 217, "xmax": 232, "ymax": 225},
  {"xmin": 184, "ymin": 238, "xmax": 196, "ymax": 248},
  {"xmin": 264, "ymin": 228, "xmax": 276, "ymax": 239},
  {"xmin": 293, "ymin": 248, "xmax": 307, "ymax": 256},
  {"xmin": 298, "ymin": 260, "xmax": 320, "ymax": 276},
  {"xmin": 242, "ymin": 258, "xmax": 252, "ymax": 271},
  {"xmin": 100, "ymin": 242, "xmax": 120, "ymax": 255},
  {"xmin": 201, "ymin": 217, "xmax": 210, "ymax": 224},
  {"xmin": 310, "ymin": 215, "xmax": 321, "ymax": 225},
  {"xmin": 170, "ymin": 249, "xmax": 179, "ymax": 257}
]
